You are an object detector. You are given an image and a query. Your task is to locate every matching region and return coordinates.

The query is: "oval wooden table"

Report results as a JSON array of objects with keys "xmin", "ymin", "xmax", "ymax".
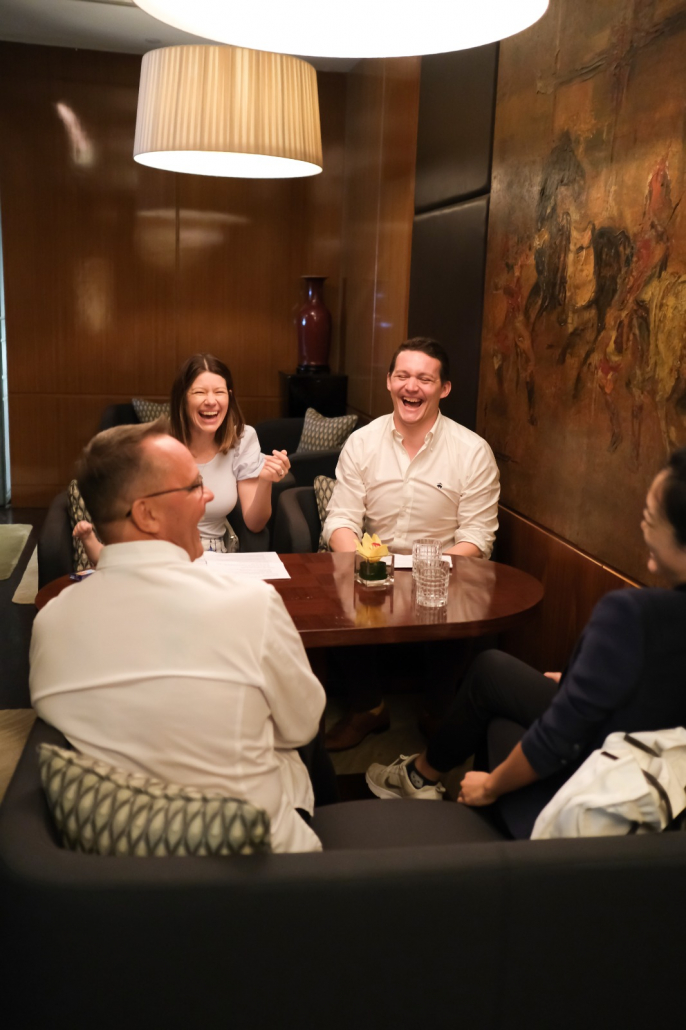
[
  {"xmin": 272, "ymin": 552, "xmax": 543, "ymax": 648},
  {"xmin": 36, "ymin": 553, "xmax": 543, "ymax": 650}
]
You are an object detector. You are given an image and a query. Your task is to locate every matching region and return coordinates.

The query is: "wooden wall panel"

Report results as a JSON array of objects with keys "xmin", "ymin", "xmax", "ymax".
[
  {"xmin": 301, "ymin": 72, "xmax": 347, "ymax": 375},
  {"xmin": 371, "ymin": 58, "xmax": 422, "ymax": 418},
  {"xmin": 0, "ymin": 43, "xmax": 346, "ymax": 505},
  {"xmin": 340, "ymin": 58, "xmax": 420, "ymax": 420},
  {"xmin": 496, "ymin": 506, "xmax": 639, "ymax": 673}
]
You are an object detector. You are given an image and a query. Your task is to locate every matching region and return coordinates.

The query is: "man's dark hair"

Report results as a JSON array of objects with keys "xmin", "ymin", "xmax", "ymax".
[
  {"xmin": 76, "ymin": 420, "xmax": 169, "ymax": 534},
  {"xmin": 662, "ymin": 447, "xmax": 686, "ymax": 546},
  {"xmin": 388, "ymin": 337, "xmax": 450, "ymax": 383}
]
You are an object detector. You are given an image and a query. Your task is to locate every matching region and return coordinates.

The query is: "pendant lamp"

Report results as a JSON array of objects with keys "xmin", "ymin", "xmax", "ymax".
[
  {"xmin": 133, "ymin": 45, "xmax": 323, "ymax": 178},
  {"xmin": 133, "ymin": 1, "xmax": 549, "ymax": 59}
]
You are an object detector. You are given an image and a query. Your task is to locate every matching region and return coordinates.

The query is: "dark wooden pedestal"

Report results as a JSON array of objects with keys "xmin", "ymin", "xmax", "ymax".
[{"xmin": 279, "ymin": 371, "xmax": 348, "ymax": 417}]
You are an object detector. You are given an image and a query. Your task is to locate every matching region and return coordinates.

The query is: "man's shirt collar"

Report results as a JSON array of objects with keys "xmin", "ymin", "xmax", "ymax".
[
  {"xmin": 390, "ymin": 409, "xmax": 443, "ymax": 446},
  {"xmin": 97, "ymin": 539, "xmax": 192, "ymax": 569}
]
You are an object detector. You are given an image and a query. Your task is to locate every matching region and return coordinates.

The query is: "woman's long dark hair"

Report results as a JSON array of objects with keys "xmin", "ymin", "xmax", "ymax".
[{"xmin": 170, "ymin": 354, "xmax": 245, "ymax": 454}]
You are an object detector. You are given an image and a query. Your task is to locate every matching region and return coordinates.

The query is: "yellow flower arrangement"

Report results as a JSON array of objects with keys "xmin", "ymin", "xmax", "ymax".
[
  {"xmin": 355, "ymin": 533, "xmax": 389, "ymax": 562},
  {"xmin": 355, "ymin": 533, "xmax": 390, "ymax": 585}
]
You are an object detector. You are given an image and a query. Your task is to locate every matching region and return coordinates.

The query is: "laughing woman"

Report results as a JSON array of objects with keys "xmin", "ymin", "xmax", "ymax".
[
  {"xmin": 75, "ymin": 353, "xmax": 289, "ymax": 562},
  {"xmin": 170, "ymin": 353, "xmax": 289, "ymax": 552}
]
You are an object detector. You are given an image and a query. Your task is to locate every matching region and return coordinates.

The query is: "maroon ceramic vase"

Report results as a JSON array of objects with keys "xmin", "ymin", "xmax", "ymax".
[{"xmin": 297, "ymin": 275, "xmax": 332, "ymax": 374}]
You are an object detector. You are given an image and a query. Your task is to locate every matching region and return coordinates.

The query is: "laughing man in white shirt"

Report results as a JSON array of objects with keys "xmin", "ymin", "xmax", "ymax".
[
  {"xmin": 30, "ymin": 422, "xmax": 330, "ymax": 854},
  {"xmin": 322, "ymin": 338, "xmax": 500, "ymax": 751}
]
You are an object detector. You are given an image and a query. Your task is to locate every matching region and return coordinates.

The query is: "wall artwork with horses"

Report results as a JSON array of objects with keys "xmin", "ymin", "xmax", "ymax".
[{"xmin": 479, "ymin": 0, "xmax": 686, "ymax": 582}]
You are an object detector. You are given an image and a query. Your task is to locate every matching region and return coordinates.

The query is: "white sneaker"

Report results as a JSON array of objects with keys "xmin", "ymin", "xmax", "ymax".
[{"xmin": 365, "ymin": 754, "xmax": 445, "ymax": 800}]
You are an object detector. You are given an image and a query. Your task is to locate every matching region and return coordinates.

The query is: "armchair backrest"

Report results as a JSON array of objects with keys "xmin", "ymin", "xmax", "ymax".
[
  {"xmin": 254, "ymin": 418, "xmax": 304, "ymax": 456},
  {"xmin": 99, "ymin": 403, "xmax": 140, "ymax": 432}
]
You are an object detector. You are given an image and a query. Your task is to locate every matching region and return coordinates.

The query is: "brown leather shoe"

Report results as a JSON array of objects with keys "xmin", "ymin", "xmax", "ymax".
[{"xmin": 325, "ymin": 705, "xmax": 391, "ymax": 752}]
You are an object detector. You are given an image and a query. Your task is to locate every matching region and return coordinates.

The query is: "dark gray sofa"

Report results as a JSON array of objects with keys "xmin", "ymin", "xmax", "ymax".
[{"xmin": 2, "ymin": 718, "xmax": 685, "ymax": 1029}]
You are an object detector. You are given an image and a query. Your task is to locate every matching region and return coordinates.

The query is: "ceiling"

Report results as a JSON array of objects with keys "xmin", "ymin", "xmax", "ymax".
[{"xmin": 0, "ymin": 0, "xmax": 355, "ymax": 71}]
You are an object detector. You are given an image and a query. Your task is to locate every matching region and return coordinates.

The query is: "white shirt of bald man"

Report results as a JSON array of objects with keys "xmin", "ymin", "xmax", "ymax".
[{"xmin": 29, "ymin": 433, "xmax": 325, "ymax": 853}]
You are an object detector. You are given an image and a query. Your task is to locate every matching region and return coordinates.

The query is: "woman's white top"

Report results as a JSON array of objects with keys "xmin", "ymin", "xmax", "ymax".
[{"xmin": 196, "ymin": 426, "xmax": 265, "ymax": 543}]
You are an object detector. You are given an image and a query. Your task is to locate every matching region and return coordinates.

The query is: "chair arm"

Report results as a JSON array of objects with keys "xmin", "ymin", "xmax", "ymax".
[
  {"xmin": 267, "ymin": 470, "xmax": 296, "ymax": 548},
  {"xmin": 229, "ymin": 497, "xmax": 270, "ymax": 553},
  {"xmin": 273, "ymin": 487, "xmax": 320, "ymax": 553},
  {"xmin": 37, "ymin": 492, "xmax": 73, "ymax": 588}
]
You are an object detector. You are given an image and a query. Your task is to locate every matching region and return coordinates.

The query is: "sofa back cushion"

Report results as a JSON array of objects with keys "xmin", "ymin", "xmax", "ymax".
[
  {"xmin": 295, "ymin": 408, "xmax": 357, "ymax": 454},
  {"xmin": 132, "ymin": 398, "xmax": 171, "ymax": 423},
  {"xmin": 313, "ymin": 474, "xmax": 336, "ymax": 552},
  {"xmin": 38, "ymin": 744, "xmax": 272, "ymax": 857},
  {"xmin": 67, "ymin": 479, "xmax": 99, "ymax": 573}
]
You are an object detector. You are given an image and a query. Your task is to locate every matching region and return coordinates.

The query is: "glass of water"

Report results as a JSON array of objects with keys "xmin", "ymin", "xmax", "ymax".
[
  {"xmin": 415, "ymin": 559, "xmax": 451, "ymax": 607},
  {"xmin": 412, "ymin": 538, "xmax": 443, "ymax": 579}
]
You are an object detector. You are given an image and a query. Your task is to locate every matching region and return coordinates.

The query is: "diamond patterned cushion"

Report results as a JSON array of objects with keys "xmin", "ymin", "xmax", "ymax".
[
  {"xmin": 67, "ymin": 479, "xmax": 100, "ymax": 572},
  {"xmin": 132, "ymin": 398, "xmax": 171, "ymax": 423},
  {"xmin": 313, "ymin": 474, "xmax": 336, "ymax": 552},
  {"xmin": 38, "ymin": 744, "xmax": 272, "ymax": 857},
  {"xmin": 295, "ymin": 408, "xmax": 357, "ymax": 454}
]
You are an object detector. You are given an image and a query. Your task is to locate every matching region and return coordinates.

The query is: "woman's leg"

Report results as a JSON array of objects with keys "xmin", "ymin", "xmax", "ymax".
[{"xmin": 425, "ymin": 650, "xmax": 557, "ymax": 773}]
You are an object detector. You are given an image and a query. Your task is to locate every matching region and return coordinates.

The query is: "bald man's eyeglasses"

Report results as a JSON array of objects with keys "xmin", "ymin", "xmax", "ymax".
[{"xmin": 125, "ymin": 476, "xmax": 204, "ymax": 518}]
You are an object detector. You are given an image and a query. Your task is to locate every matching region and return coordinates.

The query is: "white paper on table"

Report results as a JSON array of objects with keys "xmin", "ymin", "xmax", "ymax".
[
  {"xmin": 393, "ymin": 554, "xmax": 453, "ymax": 570},
  {"xmin": 195, "ymin": 551, "xmax": 290, "ymax": 580}
]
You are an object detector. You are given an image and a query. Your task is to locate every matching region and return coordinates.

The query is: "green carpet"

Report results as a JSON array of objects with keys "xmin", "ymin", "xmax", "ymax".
[{"xmin": 0, "ymin": 524, "xmax": 32, "ymax": 580}]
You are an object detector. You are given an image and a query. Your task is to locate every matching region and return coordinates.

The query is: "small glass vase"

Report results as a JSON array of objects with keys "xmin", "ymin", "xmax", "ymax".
[{"xmin": 354, "ymin": 553, "xmax": 394, "ymax": 588}]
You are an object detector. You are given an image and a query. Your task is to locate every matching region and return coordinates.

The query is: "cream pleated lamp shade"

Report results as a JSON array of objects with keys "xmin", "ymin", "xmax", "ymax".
[{"xmin": 133, "ymin": 45, "xmax": 323, "ymax": 178}]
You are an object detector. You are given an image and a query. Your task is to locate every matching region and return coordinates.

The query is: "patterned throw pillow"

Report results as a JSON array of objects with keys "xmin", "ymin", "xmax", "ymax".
[
  {"xmin": 313, "ymin": 474, "xmax": 336, "ymax": 552},
  {"xmin": 38, "ymin": 744, "xmax": 272, "ymax": 857},
  {"xmin": 67, "ymin": 479, "xmax": 100, "ymax": 572},
  {"xmin": 132, "ymin": 398, "xmax": 171, "ymax": 423},
  {"xmin": 295, "ymin": 408, "xmax": 357, "ymax": 454}
]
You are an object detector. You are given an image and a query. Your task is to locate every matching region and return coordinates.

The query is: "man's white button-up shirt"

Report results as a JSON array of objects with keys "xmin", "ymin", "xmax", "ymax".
[
  {"xmin": 322, "ymin": 412, "xmax": 500, "ymax": 557},
  {"xmin": 30, "ymin": 541, "xmax": 325, "ymax": 854}
]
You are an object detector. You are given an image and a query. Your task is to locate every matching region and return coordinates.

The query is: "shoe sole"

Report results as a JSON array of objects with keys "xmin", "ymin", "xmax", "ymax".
[{"xmin": 365, "ymin": 771, "xmax": 403, "ymax": 799}]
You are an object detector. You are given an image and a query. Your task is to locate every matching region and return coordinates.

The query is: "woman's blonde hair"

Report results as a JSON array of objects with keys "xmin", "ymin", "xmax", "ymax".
[{"xmin": 170, "ymin": 353, "xmax": 245, "ymax": 454}]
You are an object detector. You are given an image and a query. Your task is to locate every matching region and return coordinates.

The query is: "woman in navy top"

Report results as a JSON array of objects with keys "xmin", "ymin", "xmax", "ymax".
[{"xmin": 366, "ymin": 448, "xmax": 686, "ymax": 838}]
